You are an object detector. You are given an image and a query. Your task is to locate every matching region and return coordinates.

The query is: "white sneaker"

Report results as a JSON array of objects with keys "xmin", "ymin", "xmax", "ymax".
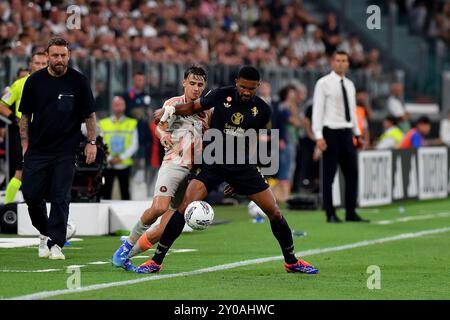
[
  {"xmin": 49, "ymin": 244, "xmax": 65, "ymax": 260},
  {"xmin": 38, "ymin": 235, "xmax": 50, "ymax": 258}
]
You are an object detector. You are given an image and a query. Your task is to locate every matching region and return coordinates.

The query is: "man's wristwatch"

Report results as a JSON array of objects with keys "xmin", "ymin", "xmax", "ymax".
[{"xmin": 88, "ymin": 140, "xmax": 96, "ymax": 145}]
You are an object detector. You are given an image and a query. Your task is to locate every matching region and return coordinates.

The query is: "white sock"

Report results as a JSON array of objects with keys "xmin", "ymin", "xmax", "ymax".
[{"xmin": 129, "ymin": 220, "xmax": 150, "ymax": 244}]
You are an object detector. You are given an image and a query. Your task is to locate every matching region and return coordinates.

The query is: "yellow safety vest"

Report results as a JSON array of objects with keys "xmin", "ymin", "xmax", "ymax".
[
  {"xmin": 0, "ymin": 75, "xmax": 29, "ymax": 119},
  {"xmin": 99, "ymin": 116, "xmax": 138, "ymax": 167},
  {"xmin": 379, "ymin": 126, "xmax": 404, "ymax": 148}
]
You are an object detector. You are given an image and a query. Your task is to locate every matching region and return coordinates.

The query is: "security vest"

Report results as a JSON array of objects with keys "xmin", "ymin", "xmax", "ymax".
[
  {"xmin": 0, "ymin": 74, "xmax": 29, "ymax": 119},
  {"xmin": 399, "ymin": 128, "xmax": 423, "ymax": 149},
  {"xmin": 380, "ymin": 126, "xmax": 404, "ymax": 148},
  {"xmin": 99, "ymin": 116, "xmax": 138, "ymax": 167}
]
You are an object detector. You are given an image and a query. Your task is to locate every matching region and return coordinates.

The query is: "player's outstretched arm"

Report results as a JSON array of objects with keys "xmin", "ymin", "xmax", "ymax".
[
  {"xmin": 154, "ymin": 100, "xmax": 204, "ymax": 122},
  {"xmin": 174, "ymin": 100, "xmax": 204, "ymax": 116}
]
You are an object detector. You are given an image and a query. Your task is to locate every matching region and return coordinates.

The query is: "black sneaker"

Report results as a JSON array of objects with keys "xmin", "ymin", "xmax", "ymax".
[{"xmin": 327, "ymin": 215, "xmax": 343, "ymax": 223}]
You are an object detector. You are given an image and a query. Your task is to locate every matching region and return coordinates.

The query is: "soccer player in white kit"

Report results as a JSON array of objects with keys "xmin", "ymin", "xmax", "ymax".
[{"xmin": 112, "ymin": 66, "xmax": 211, "ymax": 270}]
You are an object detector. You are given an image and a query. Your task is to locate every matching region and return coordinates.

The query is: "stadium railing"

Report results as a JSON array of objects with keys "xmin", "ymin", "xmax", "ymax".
[{"xmin": 0, "ymin": 56, "xmax": 404, "ymax": 118}]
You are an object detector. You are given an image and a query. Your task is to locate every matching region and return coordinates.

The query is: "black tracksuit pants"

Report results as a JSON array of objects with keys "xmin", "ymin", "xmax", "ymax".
[
  {"xmin": 322, "ymin": 127, "xmax": 358, "ymax": 219},
  {"xmin": 22, "ymin": 153, "xmax": 75, "ymax": 248}
]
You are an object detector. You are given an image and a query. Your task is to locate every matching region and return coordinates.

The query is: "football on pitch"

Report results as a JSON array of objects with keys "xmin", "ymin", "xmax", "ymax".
[
  {"xmin": 248, "ymin": 201, "xmax": 267, "ymax": 218},
  {"xmin": 66, "ymin": 220, "xmax": 76, "ymax": 240},
  {"xmin": 185, "ymin": 201, "xmax": 214, "ymax": 230}
]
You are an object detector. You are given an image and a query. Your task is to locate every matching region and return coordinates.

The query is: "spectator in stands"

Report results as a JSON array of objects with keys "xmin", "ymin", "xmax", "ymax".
[
  {"xmin": 355, "ymin": 89, "xmax": 371, "ymax": 149},
  {"xmin": 123, "ymin": 71, "xmax": 150, "ymax": 116},
  {"xmin": 364, "ymin": 48, "xmax": 383, "ymax": 77},
  {"xmin": 306, "ymin": 25, "xmax": 326, "ymax": 60},
  {"xmin": 410, "ymin": 0, "xmax": 428, "ymax": 34},
  {"xmin": 99, "ymin": 96, "xmax": 139, "ymax": 200},
  {"xmin": 272, "ymin": 85, "xmax": 297, "ymax": 203},
  {"xmin": 399, "ymin": 116, "xmax": 431, "ymax": 149},
  {"xmin": 376, "ymin": 115, "xmax": 404, "ymax": 149},
  {"xmin": 338, "ymin": 34, "xmax": 365, "ymax": 69},
  {"xmin": 295, "ymin": 97, "xmax": 320, "ymax": 193},
  {"xmin": 257, "ymin": 80, "xmax": 273, "ymax": 106},
  {"xmin": 0, "ymin": 0, "xmax": 385, "ymax": 74},
  {"xmin": 122, "ymin": 71, "xmax": 152, "ymax": 167},
  {"xmin": 387, "ymin": 82, "xmax": 411, "ymax": 133},
  {"xmin": 286, "ymin": 83, "xmax": 303, "ymax": 188},
  {"xmin": 321, "ymin": 12, "xmax": 343, "ymax": 55},
  {"xmin": 290, "ymin": 82, "xmax": 308, "ymax": 192}
]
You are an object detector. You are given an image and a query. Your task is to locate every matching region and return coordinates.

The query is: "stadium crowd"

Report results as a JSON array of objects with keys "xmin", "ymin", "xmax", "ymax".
[
  {"xmin": 374, "ymin": 0, "xmax": 450, "ymax": 61},
  {"xmin": 0, "ymin": 0, "xmax": 382, "ymax": 74}
]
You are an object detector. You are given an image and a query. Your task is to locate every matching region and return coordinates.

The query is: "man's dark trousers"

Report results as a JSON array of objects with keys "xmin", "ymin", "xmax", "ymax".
[
  {"xmin": 321, "ymin": 127, "xmax": 358, "ymax": 219},
  {"xmin": 102, "ymin": 167, "xmax": 131, "ymax": 200},
  {"xmin": 22, "ymin": 153, "xmax": 75, "ymax": 248}
]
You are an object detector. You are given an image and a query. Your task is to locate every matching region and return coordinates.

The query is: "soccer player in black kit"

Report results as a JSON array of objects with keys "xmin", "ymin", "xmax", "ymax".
[{"xmin": 135, "ymin": 66, "xmax": 319, "ymax": 274}]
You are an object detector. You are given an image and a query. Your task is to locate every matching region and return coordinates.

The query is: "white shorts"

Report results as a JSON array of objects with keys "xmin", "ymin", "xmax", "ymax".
[{"xmin": 154, "ymin": 163, "xmax": 190, "ymax": 209}]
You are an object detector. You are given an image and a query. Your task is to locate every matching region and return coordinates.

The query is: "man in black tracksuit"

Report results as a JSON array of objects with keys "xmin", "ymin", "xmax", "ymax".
[{"xmin": 19, "ymin": 37, "xmax": 98, "ymax": 260}]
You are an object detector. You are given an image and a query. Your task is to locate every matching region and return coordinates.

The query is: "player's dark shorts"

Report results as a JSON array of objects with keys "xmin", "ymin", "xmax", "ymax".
[
  {"xmin": 193, "ymin": 164, "xmax": 269, "ymax": 196},
  {"xmin": 8, "ymin": 125, "xmax": 23, "ymax": 171}
]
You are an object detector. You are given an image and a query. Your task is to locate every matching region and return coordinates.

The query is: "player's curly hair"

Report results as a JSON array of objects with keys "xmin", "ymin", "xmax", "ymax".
[{"xmin": 237, "ymin": 65, "xmax": 260, "ymax": 81}]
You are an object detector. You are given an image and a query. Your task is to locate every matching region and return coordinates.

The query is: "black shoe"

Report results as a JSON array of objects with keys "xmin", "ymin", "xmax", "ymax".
[
  {"xmin": 345, "ymin": 214, "xmax": 370, "ymax": 223},
  {"xmin": 327, "ymin": 215, "xmax": 342, "ymax": 223}
]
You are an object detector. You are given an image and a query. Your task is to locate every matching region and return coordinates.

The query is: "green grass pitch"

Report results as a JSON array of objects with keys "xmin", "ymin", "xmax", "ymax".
[{"xmin": 1, "ymin": 198, "xmax": 450, "ymax": 300}]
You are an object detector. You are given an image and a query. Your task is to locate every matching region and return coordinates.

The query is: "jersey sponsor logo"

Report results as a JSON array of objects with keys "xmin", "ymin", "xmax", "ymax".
[
  {"xmin": 231, "ymin": 112, "xmax": 244, "ymax": 125},
  {"xmin": 58, "ymin": 93, "xmax": 74, "ymax": 99},
  {"xmin": 251, "ymin": 106, "xmax": 258, "ymax": 116},
  {"xmin": 224, "ymin": 125, "xmax": 245, "ymax": 137}
]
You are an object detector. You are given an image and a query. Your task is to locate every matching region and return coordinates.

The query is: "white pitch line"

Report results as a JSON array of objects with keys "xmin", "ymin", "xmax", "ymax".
[
  {"xmin": 0, "ymin": 249, "xmax": 198, "ymax": 274},
  {"xmin": 87, "ymin": 261, "xmax": 110, "ymax": 265},
  {"xmin": 0, "ymin": 269, "xmax": 61, "ymax": 273},
  {"xmin": 374, "ymin": 212, "xmax": 450, "ymax": 225},
  {"xmin": 7, "ymin": 226, "xmax": 450, "ymax": 300}
]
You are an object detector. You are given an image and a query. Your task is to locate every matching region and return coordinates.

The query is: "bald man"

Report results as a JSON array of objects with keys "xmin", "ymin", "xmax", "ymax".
[{"xmin": 99, "ymin": 96, "xmax": 139, "ymax": 200}]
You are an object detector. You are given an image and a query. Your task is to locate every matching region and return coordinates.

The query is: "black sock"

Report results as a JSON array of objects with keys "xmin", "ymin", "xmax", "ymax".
[
  {"xmin": 152, "ymin": 210, "xmax": 185, "ymax": 265},
  {"xmin": 270, "ymin": 216, "xmax": 298, "ymax": 264}
]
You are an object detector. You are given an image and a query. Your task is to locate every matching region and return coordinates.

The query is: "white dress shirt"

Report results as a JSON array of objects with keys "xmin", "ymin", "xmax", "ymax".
[
  {"xmin": 387, "ymin": 96, "xmax": 406, "ymax": 117},
  {"xmin": 312, "ymin": 71, "xmax": 361, "ymax": 140},
  {"xmin": 440, "ymin": 118, "xmax": 450, "ymax": 146}
]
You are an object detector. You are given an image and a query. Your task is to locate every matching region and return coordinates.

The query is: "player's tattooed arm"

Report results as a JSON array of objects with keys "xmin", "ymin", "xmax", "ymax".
[
  {"xmin": 84, "ymin": 112, "xmax": 97, "ymax": 164},
  {"xmin": 85, "ymin": 112, "xmax": 97, "ymax": 141},
  {"xmin": 19, "ymin": 114, "xmax": 30, "ymax": 155}
]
